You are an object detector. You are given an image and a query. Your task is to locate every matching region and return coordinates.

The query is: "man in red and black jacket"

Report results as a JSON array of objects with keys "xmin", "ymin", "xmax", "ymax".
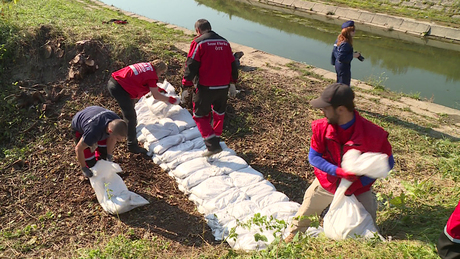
[
  {"xmin": 181, "ymin": 19, "xmax": 238, "ymax": 157},
  {"xmin": 285, "ymin": 83, "xmax": 394, "ymax": 242}
]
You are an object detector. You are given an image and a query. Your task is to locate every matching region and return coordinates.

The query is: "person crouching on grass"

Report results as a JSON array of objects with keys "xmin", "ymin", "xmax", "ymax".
[{"xmin": 72, "ymin": 106, "xmax": 128, "ymax": 178}]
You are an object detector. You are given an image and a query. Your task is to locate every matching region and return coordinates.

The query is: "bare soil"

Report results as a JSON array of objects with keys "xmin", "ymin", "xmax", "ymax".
[{"xmin": 1, "ymin": 23, "xmax": 459, "ymax": 258}]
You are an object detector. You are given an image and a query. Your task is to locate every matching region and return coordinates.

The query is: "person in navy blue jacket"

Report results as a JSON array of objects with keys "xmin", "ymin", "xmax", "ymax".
[{"xmin": 331, "ymin": 20, "xmax": 363, "ymax": 86}]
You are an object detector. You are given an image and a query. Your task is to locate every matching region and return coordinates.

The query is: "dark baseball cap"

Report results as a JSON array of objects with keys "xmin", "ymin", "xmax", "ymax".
[
  {"xmin": 341, "ymin": 20, "xmax": 354, "ymax": 29},
  {"xmin": 310, "ymin": 83, "xmax": 355, "ymax": 108}
]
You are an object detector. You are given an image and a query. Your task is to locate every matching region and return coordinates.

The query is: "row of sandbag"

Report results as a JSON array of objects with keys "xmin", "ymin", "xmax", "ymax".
[{"xmin": 133, "ymin": 82, "xmax": 300, "ymax": 250}]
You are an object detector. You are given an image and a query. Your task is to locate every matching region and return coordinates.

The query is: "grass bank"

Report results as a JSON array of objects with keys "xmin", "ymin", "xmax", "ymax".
[
  {"xmin": 308, "ymin": 0, "xmax": 460, "ymax": 27},
  {"xmin": 0, "ymin": 0, "xmax": 459, "ymax": 258}
]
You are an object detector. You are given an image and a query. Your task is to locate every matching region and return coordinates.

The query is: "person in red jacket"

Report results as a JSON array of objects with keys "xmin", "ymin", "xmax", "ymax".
[
  {"xmin": 437, "ymin": 200, "xmax": 460, "ymax": 259},
  {"xmin": 108, "ymin": 59, "xmax": 180, "ymax": 155},
  {"xmin": 285, "ymin": 83, "xmax": 394, "ymax": 242},
  {"xmin": 181, "ymin": 19, "xmax": 238, "ymax": 156}
]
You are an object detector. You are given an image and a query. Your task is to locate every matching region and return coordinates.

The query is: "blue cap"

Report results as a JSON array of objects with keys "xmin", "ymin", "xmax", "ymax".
[{"xmin": 341, "ymin": 20, "xmax": 354, "ymax": 29}]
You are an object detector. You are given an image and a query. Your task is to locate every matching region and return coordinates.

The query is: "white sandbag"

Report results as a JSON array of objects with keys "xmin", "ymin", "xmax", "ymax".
[
  {"xmin": 258, "ymin": 201, "xmax": 300, "ymax": 220},
  {"xmin": 180, "ymin": 127, "xmax": 202, "ymax": 141},
  {"xmin": 229, "ymin": 167, "xmax": 264, "ymax": 188},
  {"xmin": 166, "ymin": 142, "xmax": 234, "ymax": 170},
  {"xmin": 323, "ymin": 179, "xmax": 379, "ymax": 240},
  {"xmin": 189, "ymin": 175, "xmax": 234, "ymax": 200},
  {"xmin": 180, "ymin": 162, "xmax": 249, "ymax": 192},
  {"xmin": 137, "ymin": 119, "xmax": 179, "ymax": 143},
  {"xmin": 145, "ymin": 134, "xmax": 184, "ymax": 156},
  {"xmin": 251, "ymin": 191, "xmax": 289, "ymax": 209},
  {"xmin": 171, "ymin": 151, "xmax": 244, "ymax": 179},
  {"xmin": 168, "ymin": 108, "xmax": 196, "ymax": 132},
  {"xmin": 191, "ymin": 188, "xmax": 248, "ymax": 214},
  {"xmin": 153, "ymin": 140, "xmax": 195, "ymax": 163},
  {"xmin": 89, "ymin": 160, "xmax": 149, "ymax": 215},
  {"xmin": 213, "ymin": 200, "xmax": 259, "ymax": 227},
  {"xmin": 342, "ymin": 149, "xmax": 390, "ymax": 179},
  {"xmin": 240, "ymin": 180, "xmax": 276, "ymax": 197}
]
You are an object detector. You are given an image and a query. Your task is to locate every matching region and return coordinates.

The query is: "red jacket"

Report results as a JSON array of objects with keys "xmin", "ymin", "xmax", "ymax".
[
  {"xmin": 445, "ymin": 200, "xmax": 460, "ymax": 242},
  {"xmin": 311, "ymin": 110, "xmax": 392, "ymax": 196},
  {"xmin": 182, "ymin": 31, "xmax": 238, "ymax": 87},
  {"xmin": 112, "ymin": 62, "xmax": 158, "ymax": 99}
]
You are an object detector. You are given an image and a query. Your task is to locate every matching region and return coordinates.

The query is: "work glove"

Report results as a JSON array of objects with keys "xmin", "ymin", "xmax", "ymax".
[
  {"xmin": 81, "ymin": 166, "xmax": 93, "ymax": 178},
  {"xmin": 168, "ymin": 96, "xmax": 180, "ymax": 105},
  {"xmin": 335, "ymin": 167, "xmax": 358, "ymax": 182},
  {"xmin": 180, "ymin": 86, "xmax": 193, "ymax": 109},
  {"xmin": 106, "ymin": 154, "xmax": 113, "ymax": 162},
  {"xmin": 228, "ymin": 84, "xmax": 237, "ymax": 98}
]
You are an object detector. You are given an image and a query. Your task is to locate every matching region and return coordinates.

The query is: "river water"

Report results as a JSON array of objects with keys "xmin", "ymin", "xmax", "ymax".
[{"xmin": 99, "ymin": 0, "xmax": 460, "ymax": 110}]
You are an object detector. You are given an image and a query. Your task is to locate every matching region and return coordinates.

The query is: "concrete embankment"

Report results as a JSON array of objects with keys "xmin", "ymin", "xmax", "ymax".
[
  {"xmin": 91, "ymin": 0, "xmax": 460, "ymax": 138},
  {"xmin": 241, "ymin": 0, "xmax": 460, "ymax": 42}
]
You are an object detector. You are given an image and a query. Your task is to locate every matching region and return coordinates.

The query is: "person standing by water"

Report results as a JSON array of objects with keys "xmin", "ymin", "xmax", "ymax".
[{"xmin": 331, "ymin": 20, "xmax": 363, "ymax": 86}]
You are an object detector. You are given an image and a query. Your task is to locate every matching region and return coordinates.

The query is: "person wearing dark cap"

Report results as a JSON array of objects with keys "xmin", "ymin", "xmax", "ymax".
[
  {"xmin": 331, "ymin": 20, "xmax": 363, "ymax": 86},
  {"xmin": 284, "ymin": 83, "xmax": 394, "ymax": 242}
]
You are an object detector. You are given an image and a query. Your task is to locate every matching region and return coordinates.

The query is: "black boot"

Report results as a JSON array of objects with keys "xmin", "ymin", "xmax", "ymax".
[
  {"xmin": 128, "ymin": 143, "xmax": 148, "ymax": 154},
  {"xmin": 202, "ymin": 136, "xmax": 222, "ymax": 157}
]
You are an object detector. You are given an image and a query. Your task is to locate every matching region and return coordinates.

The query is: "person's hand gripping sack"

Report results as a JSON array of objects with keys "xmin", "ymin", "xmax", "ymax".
[
  {"xmin": 335, "ymin": 167, "xmax": 358, "ymax": 182},
  {"xmin": 81, "ymin": 166, "xmax": 93, "ymax": 178},
  {"xmin": 180, "ymin": 85, "xmax": 193, "ymax": 109},
  {"xmin": 228, "ymin": 83, "xmax": 237, "ymax": 98},
  {"xmin": 168, "ymin": 96, "xmax": 180, "ymax": 105}
]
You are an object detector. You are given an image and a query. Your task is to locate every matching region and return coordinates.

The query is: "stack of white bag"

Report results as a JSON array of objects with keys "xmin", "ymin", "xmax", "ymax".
[
  {"xmin": 89, "ymin": 160, "xmax": 150, "ymax": 215},
  {"xmin": 133, "ymin": 81, "xmax": 300, "ymax": 251},
  {"xmin": 323, "ymin": 149, "xmax": 390, "ymax": 240}
]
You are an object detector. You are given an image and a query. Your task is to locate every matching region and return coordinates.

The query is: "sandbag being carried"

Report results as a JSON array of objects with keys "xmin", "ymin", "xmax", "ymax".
[
  {"xmin": 323, "ymin": 179, "xmax": 378, "ymax": 240},
  {"xmin": 89, "ymin": 160, "xmax": 149, "ymax": 215}
]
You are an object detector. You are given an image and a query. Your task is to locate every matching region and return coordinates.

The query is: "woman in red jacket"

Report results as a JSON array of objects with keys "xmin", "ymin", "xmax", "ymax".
[{"xmin": 108, "ymin": 59, "xmax": 180, "ymax": 154}]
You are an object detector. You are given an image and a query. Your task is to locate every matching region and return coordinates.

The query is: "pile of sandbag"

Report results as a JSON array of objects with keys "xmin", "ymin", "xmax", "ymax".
[{"xmin": 133, "ymin": 81, "xmax": 300, "ymax": 250}]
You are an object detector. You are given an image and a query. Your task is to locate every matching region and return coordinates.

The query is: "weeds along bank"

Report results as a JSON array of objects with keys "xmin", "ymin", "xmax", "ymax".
[{"xmin": 0, "ymin": 0, "xmax": 458, "ymax": 258}]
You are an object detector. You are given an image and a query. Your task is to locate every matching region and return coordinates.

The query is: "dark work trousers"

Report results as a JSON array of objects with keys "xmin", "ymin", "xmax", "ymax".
[
  {"xmin": 192, "ymin": 85, "xmax": 229, "ymax": 140},
  {"xmin": 107, "ymin": 77, "xmax": 138, "ymax": 147},
  {"xmin": 438, "ymin": 230, "xmax": 460, "ymax": 259},
  {"xmin": 72, "ymin": 130, "xmax": 107, "ymax": 167},
  {"xmin": 335, "ymin": 62, "xmax": 351, "ymax": 86}
]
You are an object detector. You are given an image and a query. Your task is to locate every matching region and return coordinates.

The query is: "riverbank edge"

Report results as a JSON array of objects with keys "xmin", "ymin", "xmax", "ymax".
[
  {"xmin": 247, "ymin": 0, "xmax": 460, "ymax": 42},
  {"xmin": 90, "ymin": 0, "xmax": 460, "ymax": 138}
]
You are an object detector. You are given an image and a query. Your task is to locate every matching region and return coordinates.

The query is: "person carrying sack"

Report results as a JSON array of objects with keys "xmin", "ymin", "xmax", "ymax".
[{"xmin": 284, "ymin": 83, "xmax": 394, "ymax": 242}]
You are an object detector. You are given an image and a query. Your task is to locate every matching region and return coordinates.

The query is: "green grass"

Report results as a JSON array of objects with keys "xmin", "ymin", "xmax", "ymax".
[{"xmin": 307, "ymin": 0, "xmax": 460, "ymax": 27}]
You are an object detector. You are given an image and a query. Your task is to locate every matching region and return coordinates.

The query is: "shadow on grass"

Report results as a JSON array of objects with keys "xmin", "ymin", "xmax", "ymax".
[
  {"xmin": 378, "ymin": 203, "xmax": 455, "ymax": 245},
  {"xmin": 359, "ymin": 109, "xmax": 460, "ymax": 142},
  {"xmin": 118, "ymin": 192, "xmax": 219, "ymax": 247}
]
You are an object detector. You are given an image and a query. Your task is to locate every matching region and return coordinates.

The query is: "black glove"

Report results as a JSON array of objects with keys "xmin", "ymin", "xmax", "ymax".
[
  {"xmin": 180, "ymin": 86, "xmax": 193, "ymax": 109},
  {"xmin": 81, "ymin": 166, "xmax": 93, "ymax": 178},
  {"xmin": 106, "ymin": 154, "xmax": 113, "ymax": 162}
]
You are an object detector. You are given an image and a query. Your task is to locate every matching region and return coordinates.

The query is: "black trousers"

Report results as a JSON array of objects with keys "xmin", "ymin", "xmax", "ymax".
[
  {"xmin": 107, "ymin": 77, "xmax": 138, "ymax": 146},
  {"xmin": 437, "ymin": 230, "xmax": 460, "ymax": 259}
]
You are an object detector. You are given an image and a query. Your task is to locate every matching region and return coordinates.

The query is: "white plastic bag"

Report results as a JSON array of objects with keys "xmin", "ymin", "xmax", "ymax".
[
  {"xmin": 323, "ymin": 179, "xmax": 378, "ymax": 240},
  {"xmin": 342, "ymin": 149, "xmax": 390, "ymax": 178},
  {"xmin": 89, "ymin": 160, "xmax": 149, "ymax": 215}
]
